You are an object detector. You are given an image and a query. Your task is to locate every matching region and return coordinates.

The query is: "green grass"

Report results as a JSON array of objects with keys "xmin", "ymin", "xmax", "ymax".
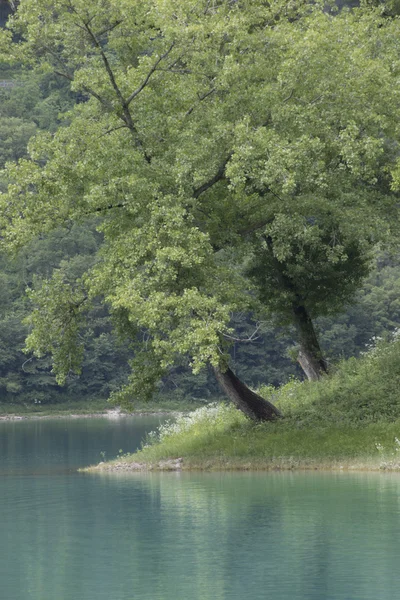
[
  {"xmin": 260, "ymin": 334, "xmax": 400, "ymax": 427},
  {"xmin": 97, "ymin": 404, "xmax": 400, "ymax": 471},
  {"xmin": 90, "ymin": 336, "xmax": 400, "ymax": 472}
]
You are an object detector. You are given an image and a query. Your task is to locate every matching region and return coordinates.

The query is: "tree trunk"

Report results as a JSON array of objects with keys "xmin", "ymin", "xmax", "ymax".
[
  {"xmin": 212, "ymin": 366, "xmax": 282, "ymax": 422},
  {"xmin": 292, "ymin": 304, "xmax": 328, "ymax": 380}
]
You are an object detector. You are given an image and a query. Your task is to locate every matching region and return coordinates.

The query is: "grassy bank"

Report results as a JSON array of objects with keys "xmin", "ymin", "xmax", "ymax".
[
  {"xmin": 89, "ymin": 404, "xmax": 400, "ymax": 472},
  {"xmin": 88, "ymin": 336, "xmax": 400, "ymax": 472}
]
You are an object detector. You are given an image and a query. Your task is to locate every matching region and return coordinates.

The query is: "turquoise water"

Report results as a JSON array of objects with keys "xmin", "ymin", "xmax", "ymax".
[{"xmin": 1, "ymin": 417, "xmax": 400, "ymax": 599}]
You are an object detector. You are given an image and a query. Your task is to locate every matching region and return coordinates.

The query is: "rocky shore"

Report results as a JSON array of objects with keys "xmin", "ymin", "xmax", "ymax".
[{"xmin": 85, "ymin": 457, "xmax": 184, "ymax": 473}]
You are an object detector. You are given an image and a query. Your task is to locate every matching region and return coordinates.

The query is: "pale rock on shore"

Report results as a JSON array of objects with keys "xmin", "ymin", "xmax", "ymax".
[{"xmin": 92, "ymin": 457, "xmax": 184, "ymax": 472}]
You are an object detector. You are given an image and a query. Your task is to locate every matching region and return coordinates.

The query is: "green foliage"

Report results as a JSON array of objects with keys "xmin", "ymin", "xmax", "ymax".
[
  {"xmin": 314, "ymin": 253, "xmax": 400, "ymax": 364},
  {"xmin": 0, "ymin": 63, "xmax": 76, "ymax": 192},
  {"xmin": 0, "ymin": 65, "xmax": 75, "ymax": 127},
  {"xmin": 1, "ymin": 1, "xmax": 400, "ymax": 405},
  {"xmin": 0, "ymin": 224, "xmax": 136, "ymax": 405},
  {"xmin": 25, "ymin": 270, "xmax": 88, "ymax": 384},
  {"xmin": 259, "ymin": 332, "xmax": 400, "ymax": 425},
  {"xmin": 0, "ymin": 117, "xmax": 37, "ymax": 167},
  {"xmin": 0, "ymin": 46, "xmax": 138, "ymax": 406},
  {"xmin": 247, "ymin": 215, "xmax": 372, "ymax": 323}
]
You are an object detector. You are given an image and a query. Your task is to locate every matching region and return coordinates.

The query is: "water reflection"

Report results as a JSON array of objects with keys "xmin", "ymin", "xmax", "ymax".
[
  {"xmin": 99, "ymin": 471, "xmax": 400, "ymax": 600},
  {"xmin": 1, "ymin": 418, "xmax": 400, "ymax": 600},
  {"xmin": 0, "ymin": 416, "xmax": 164, "ymax": 474}
]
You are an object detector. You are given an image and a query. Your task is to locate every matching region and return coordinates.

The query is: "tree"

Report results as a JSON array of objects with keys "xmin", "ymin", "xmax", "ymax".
[{"xmin": 0, "ymin": 0, "xmax": 399, "ymax": 420}]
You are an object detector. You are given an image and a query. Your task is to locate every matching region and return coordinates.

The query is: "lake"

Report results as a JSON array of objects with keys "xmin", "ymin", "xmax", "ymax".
[{"xmin": 1, "ymin": 416, "xmax": 399, "ymax": 600}]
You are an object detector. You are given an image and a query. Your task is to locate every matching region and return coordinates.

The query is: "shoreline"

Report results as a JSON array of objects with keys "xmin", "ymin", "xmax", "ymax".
[
  {"xmin": 83, "ymin": 456, "xmax": 400, "ymax": 473},
  {"xmin": 5, "ymin": 403, "xmax": 400, "ymax": 475},
  {"xmin": 0, "ymin": 409, "xmax": 183, "ymax": 421},
  {"xmin": 80, "ymin": 404, "xmax": 400, "ymax": 475}
]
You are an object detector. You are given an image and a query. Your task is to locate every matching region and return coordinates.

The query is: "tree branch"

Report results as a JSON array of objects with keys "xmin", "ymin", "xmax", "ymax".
[
  {"xmin": 54, "ymin": 70, "xmax": 115, "ymax": 112},
  {"xmin": 95, "ymin": 203, "xmax": 125, "ymax": 212},
  {"xmin": 100, "ymin": 125, "xmax": 129, "ymax": 137},
  {"xmin": 283, "ymin": 89, "xmax": 294, "ymax": 103},
  {"xmin": 81, "ymin": 19, "xmax": 126, "ymax": 109},
  {"xmin": 71, "ymin": 13, "xmax": 152, "ymax": 162},
  {"xmin": 237, "ymin": 218, "xmax": 273, "ymax": 236},
  {"xmin": 97, "ymin": 20, "xmax": 123, "ymax": 38},
  {"xmin": 83, "ymin": 203, "xmax": 126, "ymax": 216},
  {"xmin": 220, "ymin": 323, "xmax": 263, "ymax": 343},
  {"xmin": 125, "ymin": 42, "xmax": 175, "ymax": 107},
  {"xmin": 193, "ymin": 153, "xmax": 232, "ymax": 198},
  {"xmin": 185, "ymin": 88, "xmax": 216, "ymax": 117}
]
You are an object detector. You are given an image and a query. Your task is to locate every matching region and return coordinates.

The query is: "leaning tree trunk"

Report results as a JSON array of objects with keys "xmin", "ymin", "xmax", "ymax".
[
  {"xmin": 212, "ymin": 366, "xmax": 282, "ymax": 422},
  {"xmin": 292, "ymin": 304, "xmax": 328, "ymax": 380}
]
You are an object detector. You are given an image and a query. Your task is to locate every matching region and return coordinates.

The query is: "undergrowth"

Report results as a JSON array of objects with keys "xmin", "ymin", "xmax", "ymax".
[
  {"xmin": 259, "ymin": 332, "xmax": 400, "ymax": 426},
  {"xmin": 117, "ymin": 335, "xmax": 400, "ymax": 469}
]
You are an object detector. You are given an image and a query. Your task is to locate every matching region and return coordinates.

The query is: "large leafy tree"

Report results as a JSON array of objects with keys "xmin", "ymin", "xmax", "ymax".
[{"xmin": 0, "ymin": 0, "xmax": 399, "ymax": 420}]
